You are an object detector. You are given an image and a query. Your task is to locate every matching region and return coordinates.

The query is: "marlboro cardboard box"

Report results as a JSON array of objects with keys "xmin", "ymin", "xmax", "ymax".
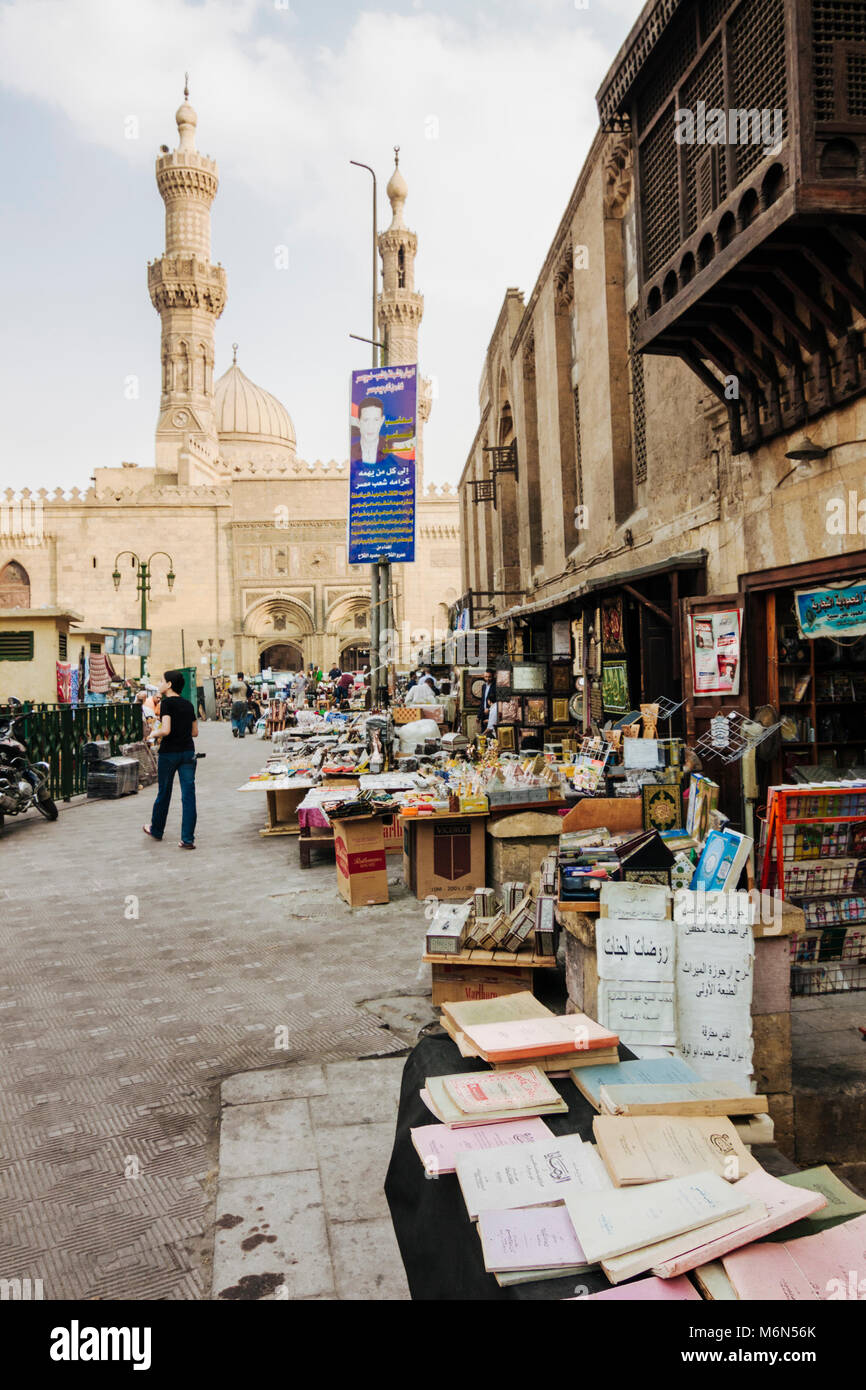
[
  {"xmin": 430, "ymin": 962, "xmax": 534, "ymax": 1007},
  {"xmin": 333, "ymin": 814, "xmax": 390, "ymax": 907}
]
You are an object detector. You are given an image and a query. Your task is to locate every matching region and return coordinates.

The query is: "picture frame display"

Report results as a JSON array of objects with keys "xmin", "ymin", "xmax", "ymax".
[
  {"xmin": 496, "ymin": 725, "xmax": 515, "ymax": 751},
  {"xmin": 601, "ymin": 596, "xmax": 626, "ymax": 655},
  {"xmin": 572, "ymin": 615, "xmax": 585, "ymax": 675},
  {"xmin": 552, "ymin": 697, "xmax": 570, "ymax": 724},
  {"xmin": 524, "ymin": 696, "xmax": 548, "ymax": 726},
  {"xmin": 551, "ymin": 663, "xmax": 572, "ymax": 693},
  {"xmin": 601, "ymin": 660, "xmax": 630, "ymax": 713},
  {"xmin": 497, "ymin": 697, "xmax": 522, "ymax": 724},
  {"xmin": 495, "ymin": 667, "xmax": 512, "ymax": 696},
  {"xmin": 511, "ymin": 663, "xmax": 547, "ymax": 693},
  {"xmin": 462, "ymin": 669, "xmax": 483, "ymax": 708}
]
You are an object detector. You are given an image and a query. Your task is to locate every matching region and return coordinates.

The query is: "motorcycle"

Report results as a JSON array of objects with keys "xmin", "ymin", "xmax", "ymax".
[{"xmin": 0, "ymin": 712, "xmax": 58, "ymax": 830}]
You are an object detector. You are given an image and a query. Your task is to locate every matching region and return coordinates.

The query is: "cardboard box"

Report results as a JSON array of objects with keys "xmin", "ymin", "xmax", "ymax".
[
  {"xmin": 333, "ymin": 814, "xmax": 389, "ymax": 907},
  {"xmin": 403, "ymin": 816, "xmax": 487, "ymax": 901},
  {"xmin": 430, "ymin": 963, "xmax": 534, "ymax": 1007}
]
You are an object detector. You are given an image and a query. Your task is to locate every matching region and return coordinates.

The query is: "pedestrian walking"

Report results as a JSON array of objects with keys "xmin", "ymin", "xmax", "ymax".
[
  {"xmin": 142, "ymin": 669, "xmax": 198, "ymax": 849},
  {"xmin": 229, "ymin": 671, "xmax": 249, "ymax": 738},
  {"xmin": 292, "ymin": 669, "xmax": 307, "ymax": 709}
]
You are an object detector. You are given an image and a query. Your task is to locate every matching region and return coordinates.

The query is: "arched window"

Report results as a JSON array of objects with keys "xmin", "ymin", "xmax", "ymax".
[
  {"xmin": 0, "ymin": 561, "xmax": 30, "ymax": 608},
  {"xmin": 398, "ymin": 246, "xmax": 406, "ymax": 288}
]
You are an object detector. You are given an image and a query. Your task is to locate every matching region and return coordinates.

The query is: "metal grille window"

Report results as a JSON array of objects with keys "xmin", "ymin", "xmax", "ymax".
[
  {"xmin": 729, "ymin": 0, "xmax": 788, "ymax": 183},
  {"xmin": 641, "ymin": 102, "xmax": 681, "ymax": 276},
  {"xmin": 636, "ymin": 8, "xmax": 698, "ymax": 130},
  {"xmin": 58, "ymin": 633, "xmax": 67, "ymax": 661},
  {"xmin": 682, "ymin": 37, "xmax": 726, "ymax": 238},
  {"xmin": 700, "ymin": 0, "xmax": 729, "ymax": 43},
  {"xmin": 628, "ymin": 307, "xmax": 648, "ymax": 484},
  {"xmin": 0, "ymin": 631, "xmax": 34, "ymax": 661},
  {"xmin": 814, "ymin": 0, "xmax": 866, "ymax": 121},
  {"xmin": 846, "ymin": 47, "xmax": 866, "ymax": 117}
]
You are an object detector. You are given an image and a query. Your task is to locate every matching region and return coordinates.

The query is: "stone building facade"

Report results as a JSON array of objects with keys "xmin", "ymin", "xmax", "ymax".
[
  {"xmin": 0, "ymin": 92, "xmax": 460, "ymax": 690},
  {"xmin": 460, "ymin": 0, "xmax": 866, "ymax": 794}
]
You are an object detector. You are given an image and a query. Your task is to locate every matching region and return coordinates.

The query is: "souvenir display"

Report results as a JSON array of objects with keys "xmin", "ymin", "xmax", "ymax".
[
  {"xmin": 601, "ymin": 660, "xmax": 630, "ymax": 713},
  {"xmin": 601, "ymin": 596, "xmax": 626, "ymax": 655},
  {"xmin": 524, "ymin": 697, "xmax": 548, "ymax": 726}
]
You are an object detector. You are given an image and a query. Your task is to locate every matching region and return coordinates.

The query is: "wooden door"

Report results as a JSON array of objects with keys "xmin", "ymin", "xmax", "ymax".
[{"xmin": 680, "ymin": 592, "xmax": 748, "ymax": 828}]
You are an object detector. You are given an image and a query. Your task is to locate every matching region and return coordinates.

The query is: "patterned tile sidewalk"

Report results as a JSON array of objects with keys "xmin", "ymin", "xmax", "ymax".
[{"xmin": 0, "ymin": 722, "xmax": 423, "ymax": 1300}]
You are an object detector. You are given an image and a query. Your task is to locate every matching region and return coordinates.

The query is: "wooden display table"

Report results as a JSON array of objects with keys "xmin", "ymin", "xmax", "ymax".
[{"xmin": 237, "ymin": 776, "xmax": 315, "ymax": 838}]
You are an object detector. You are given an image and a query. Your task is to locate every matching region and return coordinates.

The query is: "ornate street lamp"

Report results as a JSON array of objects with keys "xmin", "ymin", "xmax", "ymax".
[{"xmin": 112, "ymin": 550, "xmax": 176, "ymax": 678}]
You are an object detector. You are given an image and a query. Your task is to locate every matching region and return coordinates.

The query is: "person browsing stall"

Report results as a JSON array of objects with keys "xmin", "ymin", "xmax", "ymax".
[{"xmin": 143, "ymin": 669, "xmax": 199, "ymax": 849}]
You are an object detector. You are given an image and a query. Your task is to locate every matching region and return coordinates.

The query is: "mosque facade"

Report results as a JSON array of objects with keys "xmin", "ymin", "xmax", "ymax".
[{"xmin": 0, "ymin": 91, "xmax": 461, "ymax": 682}]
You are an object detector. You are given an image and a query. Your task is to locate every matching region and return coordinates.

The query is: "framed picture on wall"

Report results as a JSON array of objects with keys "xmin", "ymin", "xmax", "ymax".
[
  {"xmin": 551, "ymin": 619, "xmax": 572, "ymax": 659},
  {"xmin": 602, "ymin": 596, "xmax": 626, "ymax": 655},
  {"xmin": 495, "ymin": 667, "xmax": 512, "ymax": 696},
  {"xmin": 462, "ymin": 669, "xmax": 483, "ymax": 708},
  {"xmin": 551, "ymin": 663, "xmax": 572, "ymax": 693},
  {"xmin": 601, "ymin": 660, "xmax": 630, "ymax": 713},
  {"xmin": 572, "ymin": 614, "xmax": 585, "ymax": 675},
  {"xmin": 588, "ymin": 607, "xmax": 603, "ymax": 675},
  {"xmin": 552, "ymin": 697, "xmax": 570, "ymax": 724},
  {"xmin": 511, "ymin": 663, "xmax": 547, "ymax": 693},
  {"xmin": 497, "ymin": 697, "xmax": 522, "ymax": 724},
  {"xmin": 496, "ymin": 725, "xmax": 515, "ymax": 751},
  {"xmin": 524, "ymin": 696, "xmax": 548, "ymax": 726}
]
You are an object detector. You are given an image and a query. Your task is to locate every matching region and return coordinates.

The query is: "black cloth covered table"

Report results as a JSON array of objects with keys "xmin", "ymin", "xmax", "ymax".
[{"xmin": 384, "ymin": 1033, "xmax": 637, "ymax": 1301}]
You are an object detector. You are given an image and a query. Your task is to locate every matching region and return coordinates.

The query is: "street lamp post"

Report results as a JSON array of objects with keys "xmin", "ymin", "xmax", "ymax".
[
  {"xmin": 197, "ymin": 637, "xmax": 224, "ymax": 676},
  {"xmin": 350, "ymin": 158, "xmax": 386, "ymax": 708},
  {"xmin": 112, "ymin": 550, "xmax": 176, "ymax": 679}
]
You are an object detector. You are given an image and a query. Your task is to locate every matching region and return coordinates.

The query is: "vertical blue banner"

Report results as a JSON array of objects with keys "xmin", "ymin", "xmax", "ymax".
[{"xmin": 348, "ymin": 364, "xmax": 416, "ymax": 563}]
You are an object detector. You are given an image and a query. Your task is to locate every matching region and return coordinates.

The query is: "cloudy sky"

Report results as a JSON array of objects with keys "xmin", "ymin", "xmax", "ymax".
[{"xmin": 0, "ymin": 0, "xmax": 646, "ymax": 492}]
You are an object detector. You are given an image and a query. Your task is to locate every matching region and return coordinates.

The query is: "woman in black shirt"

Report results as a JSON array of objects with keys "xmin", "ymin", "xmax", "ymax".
[{"xmin": 143, "ymin": 669, "xmax": 199, "ymax": 848}]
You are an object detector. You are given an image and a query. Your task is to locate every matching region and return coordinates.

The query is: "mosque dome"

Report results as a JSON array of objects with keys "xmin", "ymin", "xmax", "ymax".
[{"xmin": 214, "ymin": 355, "xmax": 297, "ymax": 455}]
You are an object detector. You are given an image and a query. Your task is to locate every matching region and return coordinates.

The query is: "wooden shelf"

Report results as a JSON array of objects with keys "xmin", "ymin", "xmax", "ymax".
[{"xmin": 422, "ymin": 948, "xmax": 557, "ymax": 968}]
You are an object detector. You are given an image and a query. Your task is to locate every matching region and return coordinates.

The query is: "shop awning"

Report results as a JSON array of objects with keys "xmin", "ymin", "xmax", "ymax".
[{"xmin": 474, "ymin": 550, "xmax": 708, "ymax": 629}]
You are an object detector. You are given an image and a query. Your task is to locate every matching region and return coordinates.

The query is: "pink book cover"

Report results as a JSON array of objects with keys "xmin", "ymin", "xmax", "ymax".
[
  {"xmin": 575, "ymin": 1276, "xmax": 700, "ymax": 1301},
  {"xmin": 462, "ymin": 1015, "xmax": 617, "ymax": 1060},
  {"xmin": 443, "ymin": 1068, "xmax": 558, "ymax": 1113},
  {"xmin": 652, "ymin": 1170, "xmax": 828, "ymax": 1278},
  {"xmin": 411, "ymin": 1117, "xmax": 552, "ymax": 1174},
  {"xmin": 722, "ymin": 1211, "xmax": 866, "ymax": 1301}
]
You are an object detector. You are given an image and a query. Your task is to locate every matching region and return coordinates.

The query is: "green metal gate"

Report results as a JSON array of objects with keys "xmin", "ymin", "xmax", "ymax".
[{"xmin": 0, "ymin": 702, "xmax": 144, "ymax": 800}]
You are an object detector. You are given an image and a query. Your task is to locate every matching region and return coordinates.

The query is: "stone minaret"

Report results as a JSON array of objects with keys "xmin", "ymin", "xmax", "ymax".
[
  {"xmin": 377, "ymin": 149, "xmax": 432, "ymax": 490},
  {"xmin": 148, "ymin": 81, "xmax": 227, "ymax": 480}
]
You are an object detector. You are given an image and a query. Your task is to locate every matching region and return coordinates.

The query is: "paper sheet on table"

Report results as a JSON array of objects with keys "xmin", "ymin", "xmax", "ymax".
[{"xmin": 596, "ymin": 919, "xmax": 675, "ymax": 983}]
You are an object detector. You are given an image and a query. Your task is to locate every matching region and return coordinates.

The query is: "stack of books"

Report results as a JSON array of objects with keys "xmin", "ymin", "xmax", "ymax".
[
  {"xmin": 420, "ymin": 1066, "xmax": 569, "ymax": 1127},
  {"xmin": 438, "ymin": 992, "xmax": 619, "ymax": 1072}
]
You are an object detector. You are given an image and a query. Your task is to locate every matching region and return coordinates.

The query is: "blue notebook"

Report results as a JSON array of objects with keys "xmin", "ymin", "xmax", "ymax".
[{"xmin": 570, "ymin": 1056, "xmax": 700, "ymax": 1111}]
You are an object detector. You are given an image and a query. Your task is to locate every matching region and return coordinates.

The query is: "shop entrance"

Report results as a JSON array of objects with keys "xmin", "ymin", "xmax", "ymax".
[
  {"xmin": 339, "ymin": 643, "xmax": 370, "ymax": 671},
  {"xmin": 260, "ymin": 642, "xmax": 303, "ymax": 672}
]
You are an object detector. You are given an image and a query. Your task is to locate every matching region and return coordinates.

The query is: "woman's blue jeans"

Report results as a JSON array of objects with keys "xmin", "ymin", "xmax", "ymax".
[{"xmin": 151, "ymin": 750, "xmax": 197, "ymax": 843}]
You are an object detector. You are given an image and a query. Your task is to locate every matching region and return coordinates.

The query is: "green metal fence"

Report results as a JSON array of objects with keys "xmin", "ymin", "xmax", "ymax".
[{"xmin": 0, "ymin": 702, "xmax": 144, "ymax": 801}]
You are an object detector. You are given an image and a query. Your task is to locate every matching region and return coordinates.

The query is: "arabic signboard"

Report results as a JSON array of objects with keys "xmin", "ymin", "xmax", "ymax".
[
  {"xmin": 348, "ymin": 364, "xmax": 416, "ymax": 564},
  {"xmin": 794, "ymin": 578, "xmax": 866, "ymax": 640}
]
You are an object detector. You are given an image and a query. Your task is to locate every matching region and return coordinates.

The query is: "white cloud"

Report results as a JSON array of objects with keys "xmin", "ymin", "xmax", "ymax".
[{"xmin": 0, "ymin": 0, "xmax": 641, "ymax": 486}]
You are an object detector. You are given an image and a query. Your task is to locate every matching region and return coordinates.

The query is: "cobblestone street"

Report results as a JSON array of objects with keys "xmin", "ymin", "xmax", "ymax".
[{"xmin": 0, "ymin": 723, "xmax": 424, "ymax": 1300}]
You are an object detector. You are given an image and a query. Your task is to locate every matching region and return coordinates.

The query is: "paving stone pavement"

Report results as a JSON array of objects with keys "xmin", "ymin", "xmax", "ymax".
[
  {"xmin": 0, "ymin": 722, "xmax": 425, "ymax": 1300},
  {"xmin": 214, "ymin": 1059, "xmax": 410, "ymax": 1301}
]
